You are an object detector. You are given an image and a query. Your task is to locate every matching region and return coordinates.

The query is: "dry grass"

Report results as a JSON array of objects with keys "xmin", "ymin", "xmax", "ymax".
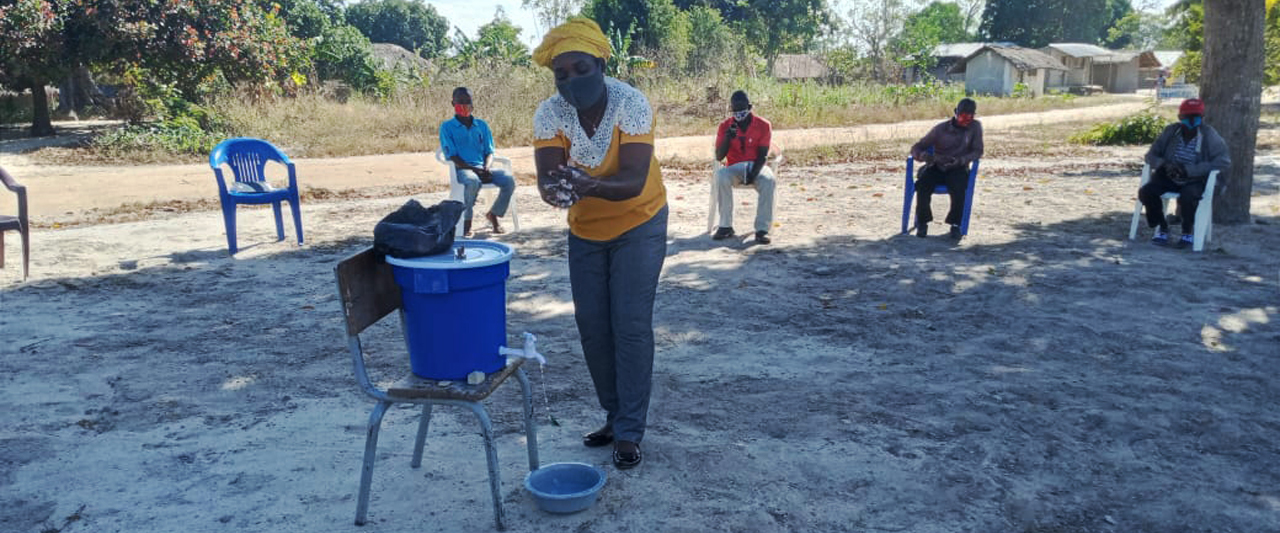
[{"xmin": 20, "ymin": 68, "xmax": 1133, "ymax": 166}]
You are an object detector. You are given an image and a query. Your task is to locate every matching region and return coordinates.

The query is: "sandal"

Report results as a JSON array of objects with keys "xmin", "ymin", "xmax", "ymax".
[
  {"xmin": 613, "ymin": 441, "xmax": 641, "ymax": 470},
  {"xmin": 582, "ymin": 426, "xmax": 614, "ymax": 448}
]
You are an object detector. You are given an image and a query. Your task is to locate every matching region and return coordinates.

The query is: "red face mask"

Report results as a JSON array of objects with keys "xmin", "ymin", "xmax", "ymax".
[
  {"xmin": 454, "ymin": 104, "xmax": 472, "ymax": 118},
  {"xmin": 955, "ymin": 113, "xmax": 974, "ymax": 127}
]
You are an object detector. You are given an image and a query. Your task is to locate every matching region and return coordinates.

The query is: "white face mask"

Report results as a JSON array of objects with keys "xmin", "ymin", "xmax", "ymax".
[{"xmin": 732, "ymin": 110, "xmax": 750, "ymax": 121}]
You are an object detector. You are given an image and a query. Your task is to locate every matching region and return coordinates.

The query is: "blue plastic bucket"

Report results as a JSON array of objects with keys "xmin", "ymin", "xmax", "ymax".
[{"xmin": 385, "ymin": 240, "xmax": 514, "ymax": 380}]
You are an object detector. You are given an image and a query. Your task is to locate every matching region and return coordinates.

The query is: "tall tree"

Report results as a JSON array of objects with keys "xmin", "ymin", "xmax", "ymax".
[
  {"xmin": 1201, "ymin": 0, "xmax": 1266, "ymax": 223},
  {"xmin": 583, "ymin": 0, "xmax": 683, "ymax": 51},
  {"xmin": 900, "ymin": 2, "xmax": 971, "ymax": 45},
  {"xmin": 0, "ymin": 0, "xmax": 306, "ymax": 136},
  {"xmin": 846, "ymin": 0, "xmax": 910, "ymax": 81},
  {"xmin": 453, "ymin": 8, "xmax": 531, "ymax": 67},
  {"xmin": 0, "ymin": 0, "xmax": 64, "ymax": 136},
  {"xmin": 957, "ymin": 0, "xmax": 985, "ymax": 34},
  {"xmin": 522, "ymin": 0, "xmax": 586, "ymax": 34},
  {"xmin": 675, "ymin": 0, "xmax": 832, "ymax": 67},
  {"xmin": 685, "ymin": 4, "xmax": 736, "ymax": 75},
  {"xmin": 980, "ymin": 0, "xmax": 1111, "ymax": 47},
  {"xmin": 345, "ymin": 0, "xmax": 450, "ymax": 58}
]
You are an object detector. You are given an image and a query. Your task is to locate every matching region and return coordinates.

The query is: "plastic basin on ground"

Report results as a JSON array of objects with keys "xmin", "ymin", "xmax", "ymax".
[{"xmin": 523, "ymin": 462, "xmax": 607, "ymax": 514}]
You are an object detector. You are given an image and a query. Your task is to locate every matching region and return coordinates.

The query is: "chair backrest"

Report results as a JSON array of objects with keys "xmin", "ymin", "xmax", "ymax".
[
  {"xmin": 210, "ymin": 138, "xmax": 290, "ymax": 185},
  {"xmin": 334, "ymin": 248, "xmax": 403, "ymax": 337}
]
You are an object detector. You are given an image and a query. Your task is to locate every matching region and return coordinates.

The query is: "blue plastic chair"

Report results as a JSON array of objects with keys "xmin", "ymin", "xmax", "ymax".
[
  {"xmin": 209, "ymin": 138, "xmax": 304, "ymax": 254},
  {"xmin": 901, "ymin": 151, "xmax": 980, "ymax": 236}
]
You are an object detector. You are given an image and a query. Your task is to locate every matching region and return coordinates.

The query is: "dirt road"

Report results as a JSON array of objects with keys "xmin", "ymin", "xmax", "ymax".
[{"xmin": 3, "ymin": 101, "xmax": 1148, "ymax": 220}]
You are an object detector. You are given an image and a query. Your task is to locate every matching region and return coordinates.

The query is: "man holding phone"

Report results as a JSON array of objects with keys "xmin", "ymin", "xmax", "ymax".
[{"xmin": 712, "ymin": 90, "xmax": 775, "ymax": 244}]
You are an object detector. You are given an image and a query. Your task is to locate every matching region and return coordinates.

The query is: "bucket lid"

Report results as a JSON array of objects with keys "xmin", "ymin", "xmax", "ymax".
[{"xmin": 385, "ymin": 240, "xmax": 514, "ymax": 270}]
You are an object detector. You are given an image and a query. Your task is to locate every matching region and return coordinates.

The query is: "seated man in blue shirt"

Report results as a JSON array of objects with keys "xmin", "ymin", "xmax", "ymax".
[{"xmin": 440, "ymin": 87, "xmax": 517, "ymax": 235}]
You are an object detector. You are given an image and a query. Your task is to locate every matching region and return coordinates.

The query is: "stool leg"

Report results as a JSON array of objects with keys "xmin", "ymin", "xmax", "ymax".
[
  {"xmin": 355, "ymin": 401, "xmax": 392, "ymax": 526},
  {"xmin": 516, "ymin": 368, "xmax": 540, "ymax": 471},
  {"xmin": 411, "ymin": 403, "xmax": 433, "ymax": 468},
  {"xmin": 467, "ymin": 403, "xmax": 505, "ymax": 530}
]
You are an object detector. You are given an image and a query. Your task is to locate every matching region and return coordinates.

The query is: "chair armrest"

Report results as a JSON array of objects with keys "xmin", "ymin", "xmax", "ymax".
[
  {"xmin": 213, "ymin": 168, "xmax": 230, "ymax": 194},
  {"xmin": 491, "ymin": 156, "xmax": 513, "ymax": 172},
  {"xmin": 0, "ymin": 166, "xmax": 22, "ymax": 193},
  {"xmin": 1205, "ymin": 170, "xmax": 1221, "ymax": 199}
]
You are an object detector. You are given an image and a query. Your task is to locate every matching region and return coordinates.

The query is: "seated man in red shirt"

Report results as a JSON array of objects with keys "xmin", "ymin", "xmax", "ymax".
[{"xmin": 713, "ymin": 90, "xmax": 775, "ymax": 244}]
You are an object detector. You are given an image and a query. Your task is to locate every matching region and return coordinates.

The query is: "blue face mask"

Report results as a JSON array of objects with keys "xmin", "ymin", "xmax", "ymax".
[
  {"xmin": 1180, "ymin": 116, "xmax": 1202, "ymax": 129},
  {"xmin": 732, "ymin": 109, "xmax": 751, "ymax": 121}
]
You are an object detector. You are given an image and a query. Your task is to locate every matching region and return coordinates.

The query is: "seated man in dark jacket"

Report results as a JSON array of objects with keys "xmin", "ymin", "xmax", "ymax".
[
  {"xmin": 1140, "ymin": 98, "xmax": 1231, "ymax": 248},
  {"xmin": 910, "ymin": 98, "xmax": 984, "ymax": 239}
]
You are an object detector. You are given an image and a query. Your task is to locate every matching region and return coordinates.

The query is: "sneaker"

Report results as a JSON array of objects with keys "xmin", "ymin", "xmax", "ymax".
[
  {"xmin": 916, "ymin": 224, "xmax": 928, "ymax": 238},
  {"xmin": 1176, "ymin": 234, "xmax": 1194, "ymax": 249},
  {"xmin": 754, "ymin": 231, "xmax": 771, "ymax": 245},
  {"xmin": 1151, "ymin": 228, "xmax": 1169, "ymax": 246},
  {"xmin": 712, "ymin": 227, "xmax": 735, "ymax": 240},
  {"xmin": 949, "ymin": 225, "xmax": 962, "ymax": 240}
]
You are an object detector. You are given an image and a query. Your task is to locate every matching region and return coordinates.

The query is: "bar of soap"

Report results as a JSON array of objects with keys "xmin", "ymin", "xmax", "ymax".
[{"xmin": 466, "ymin": 371, "xmax": 485, "ymax": 385}]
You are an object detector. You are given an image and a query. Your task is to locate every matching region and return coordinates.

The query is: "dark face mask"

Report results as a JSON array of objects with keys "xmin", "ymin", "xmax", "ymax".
[{"xmin": 557, "ymin": 70, "xmax": 606, "ymax": 110}]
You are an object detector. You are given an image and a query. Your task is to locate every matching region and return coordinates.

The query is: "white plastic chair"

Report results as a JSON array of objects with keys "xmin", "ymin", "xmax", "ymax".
[
  {"xmin": 1128, "ymin": 162, "xmax": 1218, "ymax": 252},
  {"xmin": 435, "ymin": 150, "xmax": 520, "ymax": 236},
  {"xmin": 707, "ymin": 153, "xmax": 785, "ymax": 235}
]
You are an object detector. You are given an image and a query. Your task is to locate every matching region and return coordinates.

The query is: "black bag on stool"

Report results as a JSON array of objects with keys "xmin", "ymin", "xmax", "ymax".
[{"xmin": 373, "ymin": 199, "xmax": 466, "ymax": 259}]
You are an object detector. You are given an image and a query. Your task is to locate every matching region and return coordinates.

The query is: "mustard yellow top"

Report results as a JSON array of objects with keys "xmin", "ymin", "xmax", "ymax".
[{"xmin": 533, "ymin": 77, "xmax": 667, "ymax": 241}]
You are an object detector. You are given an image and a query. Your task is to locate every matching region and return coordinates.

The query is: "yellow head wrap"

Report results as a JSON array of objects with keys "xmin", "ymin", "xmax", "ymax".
[{"xmin": 532, "ymin": 17, "xmax": 612, "ymax": 68}]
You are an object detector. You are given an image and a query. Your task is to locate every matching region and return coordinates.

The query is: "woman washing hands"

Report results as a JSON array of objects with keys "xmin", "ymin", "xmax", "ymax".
[{"xmin": 531, "ymin": 17, "xmax": 668, "ymax": 470}]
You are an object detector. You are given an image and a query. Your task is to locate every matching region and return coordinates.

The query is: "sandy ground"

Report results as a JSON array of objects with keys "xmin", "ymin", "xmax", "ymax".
[
  {"xmin": 1, "ymin": 117, "xmax": 1279, "ymax": 532},
  {"xmin": 0, "ymin": 100, "xmax": 1150, "ymax": 222}
]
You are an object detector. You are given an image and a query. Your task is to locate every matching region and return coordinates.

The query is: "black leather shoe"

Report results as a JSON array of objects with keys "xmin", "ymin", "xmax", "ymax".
[
  {"xmin": 754, "ymin": 231, "xmax": 771, "ymax": 245},
  {"xmin": 582, "ymin": 426, "xmax": 614, "ymax": 448},
  {"xmin": 712, "ymin": 227, "xmax": 735, "ymax": 240},
  {"xmin": 916, "ymin": 224, "xmax": 928, "ymax": 238},
  {"xmin": 613, "ymin": 441, "xmax": 641, "ymax": 470}
]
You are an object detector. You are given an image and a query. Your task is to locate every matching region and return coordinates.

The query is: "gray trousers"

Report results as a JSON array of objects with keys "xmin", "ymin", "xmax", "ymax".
[
  {"xmin": 568, "ymin": 206, "xmax": 668, "ymax": 444},
  {"xmin": 455, "ymin": 168, "xmax": 515, "ymax": 221},
  {"xmin": 715, "ymin": 161, "xmax": 776, "ymax": 233}
]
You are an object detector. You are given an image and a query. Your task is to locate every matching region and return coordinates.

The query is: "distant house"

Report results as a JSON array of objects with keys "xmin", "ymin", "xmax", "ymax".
[
  {"xmin": 948, "ymin": 44, "xmax": 1068, "ymax": 97},
  {"xmin": 773, "ymin": 54, "xmax": 831, "ymax": 82},
  {"xmin": 1042, "ymin": 43, "xmax": 1158, "ymax": 93},
  {"xmin": 904, "ymin": 42, "xmax": 988, "ymax": 84}
]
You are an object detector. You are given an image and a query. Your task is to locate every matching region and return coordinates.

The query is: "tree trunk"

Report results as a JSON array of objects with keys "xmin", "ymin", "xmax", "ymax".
[
  {"xmin": 1201, "ymin": 0, "xmax": 1266, "ymax": 224},
  {"xmin": 29, "ymin": 79, "xmax": 55, "ymax": 137},
  {"xmin": 55, "ymin": 65, "xmax": 105, "ymax": 119}
]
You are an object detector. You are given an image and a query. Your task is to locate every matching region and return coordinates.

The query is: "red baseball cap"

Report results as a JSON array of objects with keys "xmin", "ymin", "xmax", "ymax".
[{"xmin": 1179, "ymin": 98, "xmax": 1205, "ymax": 115}]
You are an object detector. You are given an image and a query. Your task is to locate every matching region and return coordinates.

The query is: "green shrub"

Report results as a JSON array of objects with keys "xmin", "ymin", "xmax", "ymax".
[
  {"xmin": 1070, "ymin": 110, "xmax": 1168, "ymax": 145},
  {"xmin": 93, "ymin": 116, "xmax": 226, "ymax": 157}
]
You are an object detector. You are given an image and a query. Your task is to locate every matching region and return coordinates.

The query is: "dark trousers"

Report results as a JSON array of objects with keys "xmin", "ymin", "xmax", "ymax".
[
  {"xmin": 1139, "ymin": 167, "xmax": 1206, "ymax": 234},
  {"xmin": 567, "ymin": 206, "xmax": 668, "ymax": 444},
  {"xmin": 915, "ymin": 164, "xmax": 969, "ymax": 226}
]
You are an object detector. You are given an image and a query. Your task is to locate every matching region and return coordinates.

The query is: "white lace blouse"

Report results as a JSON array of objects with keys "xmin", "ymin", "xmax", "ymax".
[{"xmin": 532, "ymin": 77, "xmax": 654, "ymax": 169}]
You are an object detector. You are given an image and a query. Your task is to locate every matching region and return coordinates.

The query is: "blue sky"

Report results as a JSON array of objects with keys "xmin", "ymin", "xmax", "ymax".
[{"xmin": 426, "ymin": 0, "xmax": 543, "ymax": 47}]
